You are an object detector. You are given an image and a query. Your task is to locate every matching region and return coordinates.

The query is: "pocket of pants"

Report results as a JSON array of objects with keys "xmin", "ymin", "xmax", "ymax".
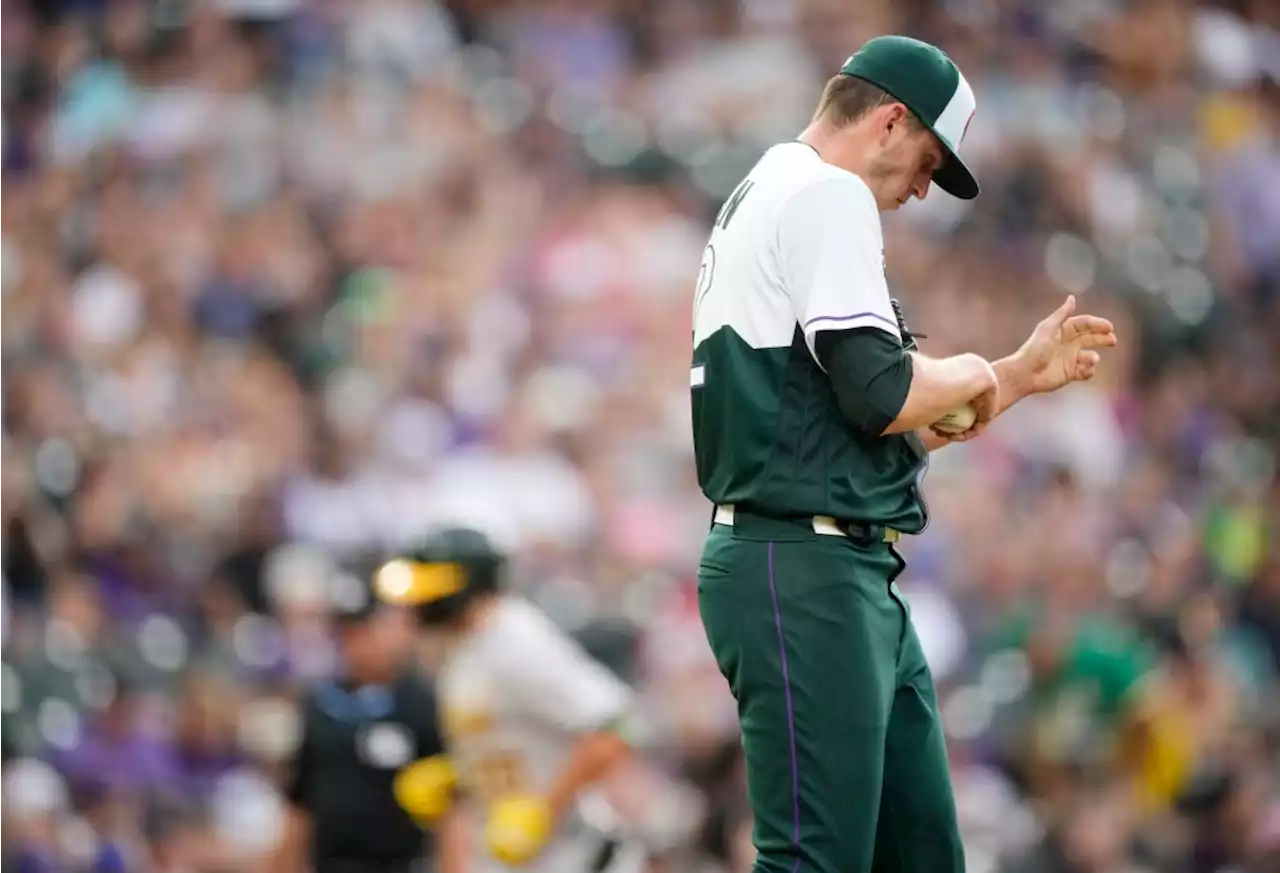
[
  {"xmin": 696, "ymin": 529, "xmax": 738, "ymax": 579},
  {"xmin": 697, "ymin": 556, "xmax": 732, "ymax": 579}
]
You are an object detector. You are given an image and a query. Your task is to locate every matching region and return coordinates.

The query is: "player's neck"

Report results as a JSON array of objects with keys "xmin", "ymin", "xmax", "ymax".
[
  {"xmin": 457, "ymin": 592, "xmax": 501, "ymax": 633},
  {"xmin": 797, "ymin": 123, "xmax": 878, "ymax": 189}
]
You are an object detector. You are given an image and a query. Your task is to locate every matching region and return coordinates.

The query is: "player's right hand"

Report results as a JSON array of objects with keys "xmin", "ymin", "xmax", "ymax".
[{"xmin": 394, "ymin": 755, "xmax": 457, "ymax": 823}]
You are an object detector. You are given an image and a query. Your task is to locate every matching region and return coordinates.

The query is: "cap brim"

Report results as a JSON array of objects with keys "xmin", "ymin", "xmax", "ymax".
[{"xmin": 930, "ymin": 141, "xmax": 979, "ymax": 200}]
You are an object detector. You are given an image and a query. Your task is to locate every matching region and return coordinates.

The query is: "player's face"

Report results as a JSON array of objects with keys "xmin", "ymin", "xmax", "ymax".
[{"xmin": 869, "ymin": 124, "xmax": 944, "ymax": 211}]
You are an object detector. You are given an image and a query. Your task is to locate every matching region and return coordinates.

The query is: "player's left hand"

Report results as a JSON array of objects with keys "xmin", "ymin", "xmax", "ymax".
[
  {"xmin": 1015, "ymin": 295, "xmax": 1117, "ymax": 395},
  {"xmin": 485, "ymin": 794, "xmax": 554, "ymax": 865}
]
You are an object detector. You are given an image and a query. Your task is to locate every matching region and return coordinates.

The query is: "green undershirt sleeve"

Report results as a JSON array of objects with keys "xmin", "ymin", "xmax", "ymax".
[{"xmin": 814, "ymin": 328, "xmax": 914, "ymax": 438}]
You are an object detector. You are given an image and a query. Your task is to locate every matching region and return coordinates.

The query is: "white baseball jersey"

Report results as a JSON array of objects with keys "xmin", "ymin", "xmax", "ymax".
[
  {"xmin": 692, "ymin": 140, "xmax": 898, "ymax": 374},
  {"xmin": 438, "ymin": 596, "xmax": 636, "ymax": 873},
  {"xmin": 691, "ymin": 140, "xmax": 929, "ymax": 530}
]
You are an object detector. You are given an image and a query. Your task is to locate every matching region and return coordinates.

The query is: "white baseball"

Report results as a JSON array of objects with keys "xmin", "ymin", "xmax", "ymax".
[{"xmin": 932, "ymin": 403, "xmax": 978, "ymax": 434}]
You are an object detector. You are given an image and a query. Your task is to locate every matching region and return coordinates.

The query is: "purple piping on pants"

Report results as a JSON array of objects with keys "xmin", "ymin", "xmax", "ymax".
[{"xmin": 766, "ymin": 541, "xmax": 802, "ymax": 872}]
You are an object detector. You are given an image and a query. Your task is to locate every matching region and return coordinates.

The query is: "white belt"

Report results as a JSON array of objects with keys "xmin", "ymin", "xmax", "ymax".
[{"xmin": 713, "ymin": 504, "xmax": 901, "ymax": 542}]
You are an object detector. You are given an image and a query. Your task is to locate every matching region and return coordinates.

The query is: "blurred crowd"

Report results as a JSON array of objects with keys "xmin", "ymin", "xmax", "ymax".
[{"xmin": 3, "ymin": 0, "xmax": 1280, "ymax": 871}]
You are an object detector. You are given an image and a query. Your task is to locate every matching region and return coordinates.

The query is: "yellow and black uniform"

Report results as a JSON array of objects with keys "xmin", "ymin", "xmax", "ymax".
[{"xmin": 374, "ymin": 529, "xmax": 640, "ymax": 873}]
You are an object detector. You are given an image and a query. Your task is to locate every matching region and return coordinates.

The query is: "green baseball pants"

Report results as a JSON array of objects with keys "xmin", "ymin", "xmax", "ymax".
[{"xmin": 698, "ymin": 511, "xmax": 964, "ymax": 873}]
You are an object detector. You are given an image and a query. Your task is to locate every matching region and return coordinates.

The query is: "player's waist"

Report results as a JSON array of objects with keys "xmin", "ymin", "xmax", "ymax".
[{"xmin": 713, "ymin": 504, "xmax": 901, "ymax": 543}]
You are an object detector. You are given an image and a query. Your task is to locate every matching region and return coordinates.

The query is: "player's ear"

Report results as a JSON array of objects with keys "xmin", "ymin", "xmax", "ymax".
[{"xmin": 875, "ymin": 103, "xmax": 907, "ymax": 144}]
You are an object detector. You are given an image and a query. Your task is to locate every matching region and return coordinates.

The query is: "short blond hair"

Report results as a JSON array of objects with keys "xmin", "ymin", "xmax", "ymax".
[{"xmin": 812, "ymin": 74, "xmax": 922, "ymax": 130}]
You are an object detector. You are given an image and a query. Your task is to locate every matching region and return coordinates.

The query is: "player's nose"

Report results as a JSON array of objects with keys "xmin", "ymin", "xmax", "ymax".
[{"xmin": 913, "ymin": 174, "xmax": 931, "ymax": 201}]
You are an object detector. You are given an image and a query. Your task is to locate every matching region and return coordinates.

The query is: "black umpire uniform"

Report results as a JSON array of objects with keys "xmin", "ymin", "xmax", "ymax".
[{"xmin": 284, "ymin": 573, "xmax": 446, "ymax": 873}]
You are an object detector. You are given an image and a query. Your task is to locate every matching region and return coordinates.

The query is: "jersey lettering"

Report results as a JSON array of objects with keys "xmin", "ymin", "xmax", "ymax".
[
  {"xmin": 472, "ymin": 749, "xmax": 528, "ymax": 802},
  {"xmin": 715, "ymin": 179, "xmax": 754, "ymax": 230},
  {"xmin": 692, "ymin": 243, "xmax": 716, "ymax": 335}
]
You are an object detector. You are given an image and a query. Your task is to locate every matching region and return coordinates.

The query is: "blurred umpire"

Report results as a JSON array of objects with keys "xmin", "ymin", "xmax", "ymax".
[{"xmin": 270, "ymin": 566, "xmax": 463, "ymax": 873}]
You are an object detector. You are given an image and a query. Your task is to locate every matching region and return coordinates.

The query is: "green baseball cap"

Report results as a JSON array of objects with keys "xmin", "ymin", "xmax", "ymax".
[{"xmin": 840, "ymin": 35, "xmax": 980, "ymax": 200}]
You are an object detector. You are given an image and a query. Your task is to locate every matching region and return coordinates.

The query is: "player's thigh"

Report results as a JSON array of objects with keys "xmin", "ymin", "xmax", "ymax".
[
  {"xmin": 872, "ymin": 621, "xmax": 965, "ymax": 873},
  {"xmin": 699, "ymin": 531, "xmax": 902, "ymax": 873}
]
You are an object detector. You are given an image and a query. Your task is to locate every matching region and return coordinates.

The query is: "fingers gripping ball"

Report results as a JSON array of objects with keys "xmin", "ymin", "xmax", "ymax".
[
  {"xmin": 932, "ymin": 403, "xmax": 977, "ymax": 435},
  {"xmin": 393, "ymin": 756, "xmax": 457, "ymax": 823},
  {"xmin": 485, "ymin": 795, "xmax": 554, "ymax": 865}
]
